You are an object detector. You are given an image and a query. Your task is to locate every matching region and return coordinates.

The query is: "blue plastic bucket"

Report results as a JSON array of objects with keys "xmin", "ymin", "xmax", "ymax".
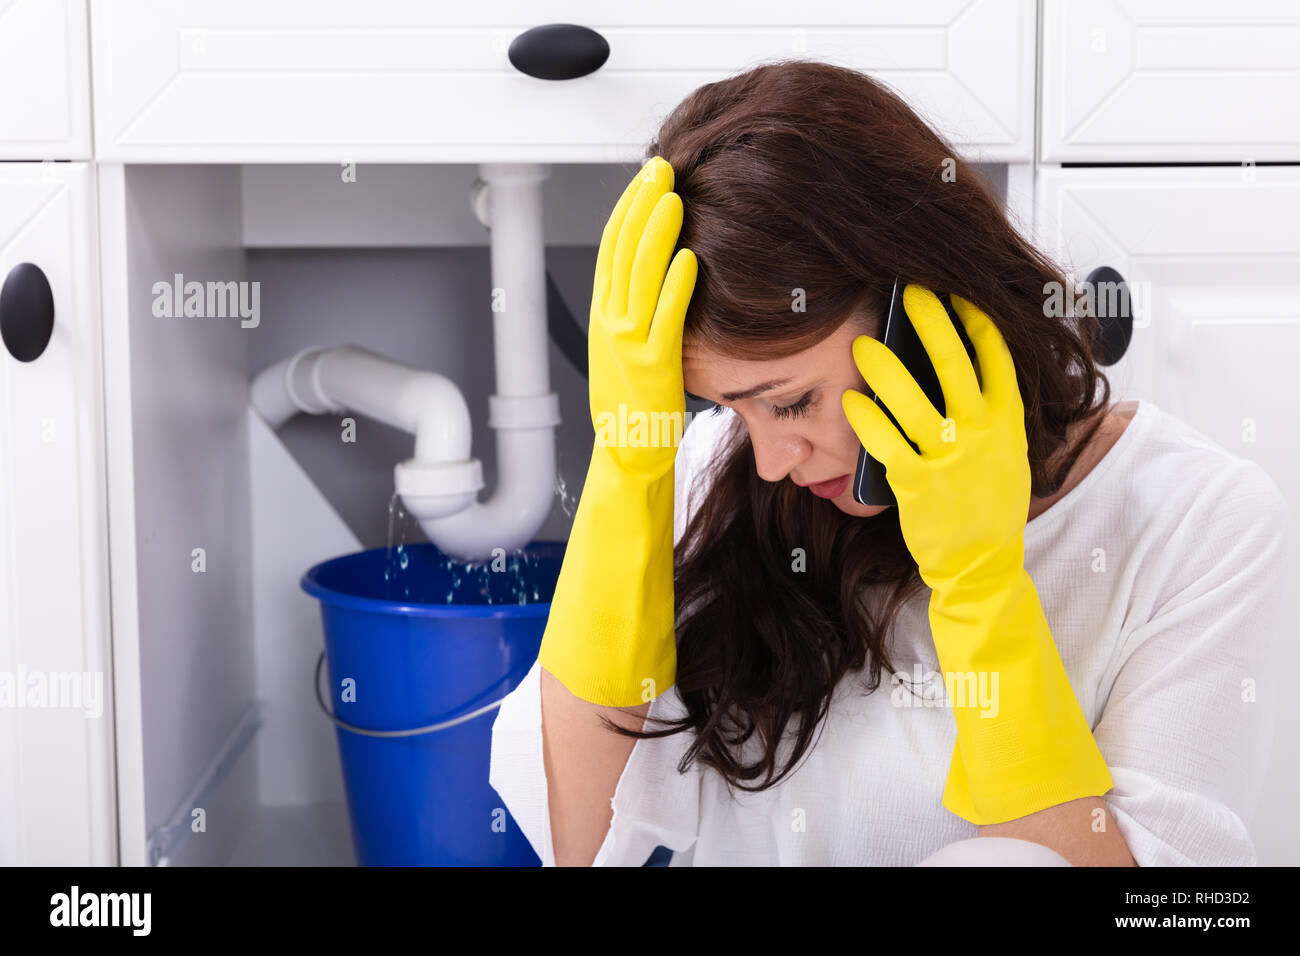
[{"xmin": 300, "ymin": 540, "xmax": 564, "ymax": 867}]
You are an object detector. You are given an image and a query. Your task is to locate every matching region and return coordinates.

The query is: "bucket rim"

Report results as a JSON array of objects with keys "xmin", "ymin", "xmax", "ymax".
[{"xmin": 299, "ymin": 540, "xmax": 565, "ymax": 619}]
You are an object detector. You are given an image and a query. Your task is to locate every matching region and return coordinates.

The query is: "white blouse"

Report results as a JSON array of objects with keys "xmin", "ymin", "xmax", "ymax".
[{"xmin": 489, "ymin": 399, "xmax": 1293, "ymax": 866}]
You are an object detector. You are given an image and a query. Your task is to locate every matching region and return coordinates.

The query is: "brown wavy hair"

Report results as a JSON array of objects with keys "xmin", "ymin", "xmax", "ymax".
[{"xmin": 599, "ymin": 60, "xmax": 1113, "ymax": 794}]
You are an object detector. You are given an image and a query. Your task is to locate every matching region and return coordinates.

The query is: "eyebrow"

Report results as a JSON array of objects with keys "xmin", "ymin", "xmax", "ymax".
[{"xmin": 686, "ymin": 378, "xmax": 795, "ymax": 403}]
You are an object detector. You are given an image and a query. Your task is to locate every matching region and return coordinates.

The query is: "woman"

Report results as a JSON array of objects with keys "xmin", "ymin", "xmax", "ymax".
[{"xmin": 489, "ymin": 61, "xmax": 1291, "ymax": 866}]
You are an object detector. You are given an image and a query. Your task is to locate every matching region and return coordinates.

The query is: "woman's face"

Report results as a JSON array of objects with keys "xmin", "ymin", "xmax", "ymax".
[{"xmin": 682, "ymin": 316, "xmax": 892, "ymax": 518}]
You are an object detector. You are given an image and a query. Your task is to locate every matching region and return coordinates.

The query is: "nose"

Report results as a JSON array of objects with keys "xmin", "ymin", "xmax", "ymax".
[{"xmin": 749, "ymin": 422, "xmax": 811, "ymax": 483}]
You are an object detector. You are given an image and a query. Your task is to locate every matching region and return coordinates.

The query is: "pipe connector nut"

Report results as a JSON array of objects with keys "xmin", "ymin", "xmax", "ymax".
[{"xmin": 394, "ymin": 458, "xmax": 485, "ymax": 498}]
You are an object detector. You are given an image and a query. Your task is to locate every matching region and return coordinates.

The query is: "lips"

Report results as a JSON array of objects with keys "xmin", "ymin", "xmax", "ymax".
[{"xmin": 805, "ymin": 474, "xmax": 851, "ymax": 499}]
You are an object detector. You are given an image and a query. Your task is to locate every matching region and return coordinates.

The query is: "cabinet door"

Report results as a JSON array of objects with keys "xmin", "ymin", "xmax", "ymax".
[
  {"xmin": 0, "ymin": 0, "xmax": 91, "ymax": 159},
  {"xmin": 89, "ymin": 0, "xmax": 1034, "ymax": 162},
  {"xmin": 1037, "ymin": 165, "xmax": 1300, "ymax": 864},
  {"xmin": 0, "ymin": 162, "xmax": 114, "ymax": 864},
  {"xmin": 1042, "ymin": 0, "xmax": 1300, "ymax": 162}
]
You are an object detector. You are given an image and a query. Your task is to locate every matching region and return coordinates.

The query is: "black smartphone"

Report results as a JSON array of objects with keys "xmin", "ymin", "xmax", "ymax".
[{"xmin": 851, "ymin": 278, "xmax": 981, "ymax": 506}]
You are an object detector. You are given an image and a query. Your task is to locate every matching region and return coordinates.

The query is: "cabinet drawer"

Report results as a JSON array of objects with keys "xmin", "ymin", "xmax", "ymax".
[
  {"xmin": 0, "ymin": 0, "xmax": 91, "ymax": 159},
  {"xmin": 1042, "ymin": 0, "xmax": 1300, "ymax": 162},
  {"xmin": 90, "ymin": 0, "xmax": 1034, "ymax": 162},
  {"xmin": 1036, "ymin": 166, "xmax": 1300, "ymax": 421}
]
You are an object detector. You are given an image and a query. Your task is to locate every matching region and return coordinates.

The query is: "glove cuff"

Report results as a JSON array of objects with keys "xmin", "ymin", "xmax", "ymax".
[
  {"xmin": 929, "ymin": 567, "xmax": 1114, "ymax": 825},
  {"xmin": 537, "ymin": 449, "xmax": 678, "ymax": 707}
]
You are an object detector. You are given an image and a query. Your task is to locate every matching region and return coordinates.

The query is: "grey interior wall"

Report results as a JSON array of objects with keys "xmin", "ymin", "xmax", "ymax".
[
  {"xmin": 245, "ymin": 246, "xmax": 595, "ymax": 550},
  {"xmin": 123, "ymin": 164, "xmax": 257, "ymax": 864}
]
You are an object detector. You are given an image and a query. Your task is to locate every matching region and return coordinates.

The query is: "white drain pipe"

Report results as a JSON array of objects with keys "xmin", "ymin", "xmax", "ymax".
[{"xmin": 250, "ymin": 163, "xmax": 560, "ymax": 561}]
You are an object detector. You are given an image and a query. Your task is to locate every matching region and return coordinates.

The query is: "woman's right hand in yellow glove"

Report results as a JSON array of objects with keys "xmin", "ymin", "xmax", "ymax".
[{"xmin": 537, "ymin": 157, "xmax": 697, "ymax": 707}]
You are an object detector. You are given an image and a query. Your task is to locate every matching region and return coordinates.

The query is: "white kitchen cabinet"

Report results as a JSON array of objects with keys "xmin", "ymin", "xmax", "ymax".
[
  {"xmin": 88, "ymin": 0, "xmax": 1035, "ymax": 163},
  {"xmin": 1042, "ymin": 0, "xmax": 1300, "ymax": 162},
  {"xmin": 0, "ymin": 161, "xmax": 114, "ymax": 865},
  {"xmin": 0, "ymin": 0, "xmax": 92, "ymax": 159},
  {"xmin": 1036, "ymin": 164, "xmax": 1300, "ymax": 864}
]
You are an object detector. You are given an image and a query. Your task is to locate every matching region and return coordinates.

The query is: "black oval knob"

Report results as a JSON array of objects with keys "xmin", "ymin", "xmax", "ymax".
[
  {"xmin": 1083, "ymin": 266, "xmax": 1134, "ymax": 367},
  {"xmin": 508, "ymin": 24, "xmax": 609, "ymax": 80},
  {"xmin": 1, "ymin": 262, "xmax": 55, "ymax": 363}
]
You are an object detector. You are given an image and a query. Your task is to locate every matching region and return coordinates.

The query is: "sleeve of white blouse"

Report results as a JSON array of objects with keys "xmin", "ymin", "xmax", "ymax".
[
  {"xmin": 1092, "ymin": 459, "xmax": 1294, "ymax": 866},
  {"xmin": 488, "ymin": 407, "xmax": 733, "ymax": 866},
  {"xmin": 488, "ymin": 658, "xmax": 700, "ymax": 866}
]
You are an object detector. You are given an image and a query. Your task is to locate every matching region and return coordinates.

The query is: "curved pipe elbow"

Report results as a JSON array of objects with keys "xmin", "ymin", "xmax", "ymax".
[
  {"xmin": 403, "ymin": 375, "xmax": 473, "ymax": 461},
  {"xmin": 414, "ymin": 427, "xmax": 556, "ymax": 562}
]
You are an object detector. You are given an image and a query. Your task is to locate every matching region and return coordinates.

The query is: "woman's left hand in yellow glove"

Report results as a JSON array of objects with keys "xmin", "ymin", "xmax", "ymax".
[{"xmin": 841, "ymin": 284, "xmax": 1113, "ymax": 825}]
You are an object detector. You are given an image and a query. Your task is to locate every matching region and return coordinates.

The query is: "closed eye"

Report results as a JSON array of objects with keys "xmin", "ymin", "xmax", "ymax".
[{"xmin": 771, "ymin": 391, "xmax": 814, "ymax": 420}]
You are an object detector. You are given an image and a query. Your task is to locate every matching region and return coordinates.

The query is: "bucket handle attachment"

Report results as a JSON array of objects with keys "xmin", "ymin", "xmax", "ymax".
[{"xmin": 314, "ymin": 651, "xmax": 514, "ymax": 737}]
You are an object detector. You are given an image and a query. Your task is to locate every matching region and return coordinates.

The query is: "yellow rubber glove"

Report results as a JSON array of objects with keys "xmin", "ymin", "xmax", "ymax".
[
  {"xmin": 536, "ymin": 156, "xmax": 697, "ymax": 707},
  {"xmin": 841, "ymin": 284, "xmax": 1113, "ymax": 825}
]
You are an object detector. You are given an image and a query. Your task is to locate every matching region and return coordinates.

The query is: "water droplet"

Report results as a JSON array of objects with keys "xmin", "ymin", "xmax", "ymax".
[{"xmin": 555, "ymin": 455, "xmax": 578, "ymax": 518}]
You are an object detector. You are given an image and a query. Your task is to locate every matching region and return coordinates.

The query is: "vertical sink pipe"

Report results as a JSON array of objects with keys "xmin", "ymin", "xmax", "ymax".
[{"xmin": 414, "ymin": 163, "xmax": 560, "ymax": 558}]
